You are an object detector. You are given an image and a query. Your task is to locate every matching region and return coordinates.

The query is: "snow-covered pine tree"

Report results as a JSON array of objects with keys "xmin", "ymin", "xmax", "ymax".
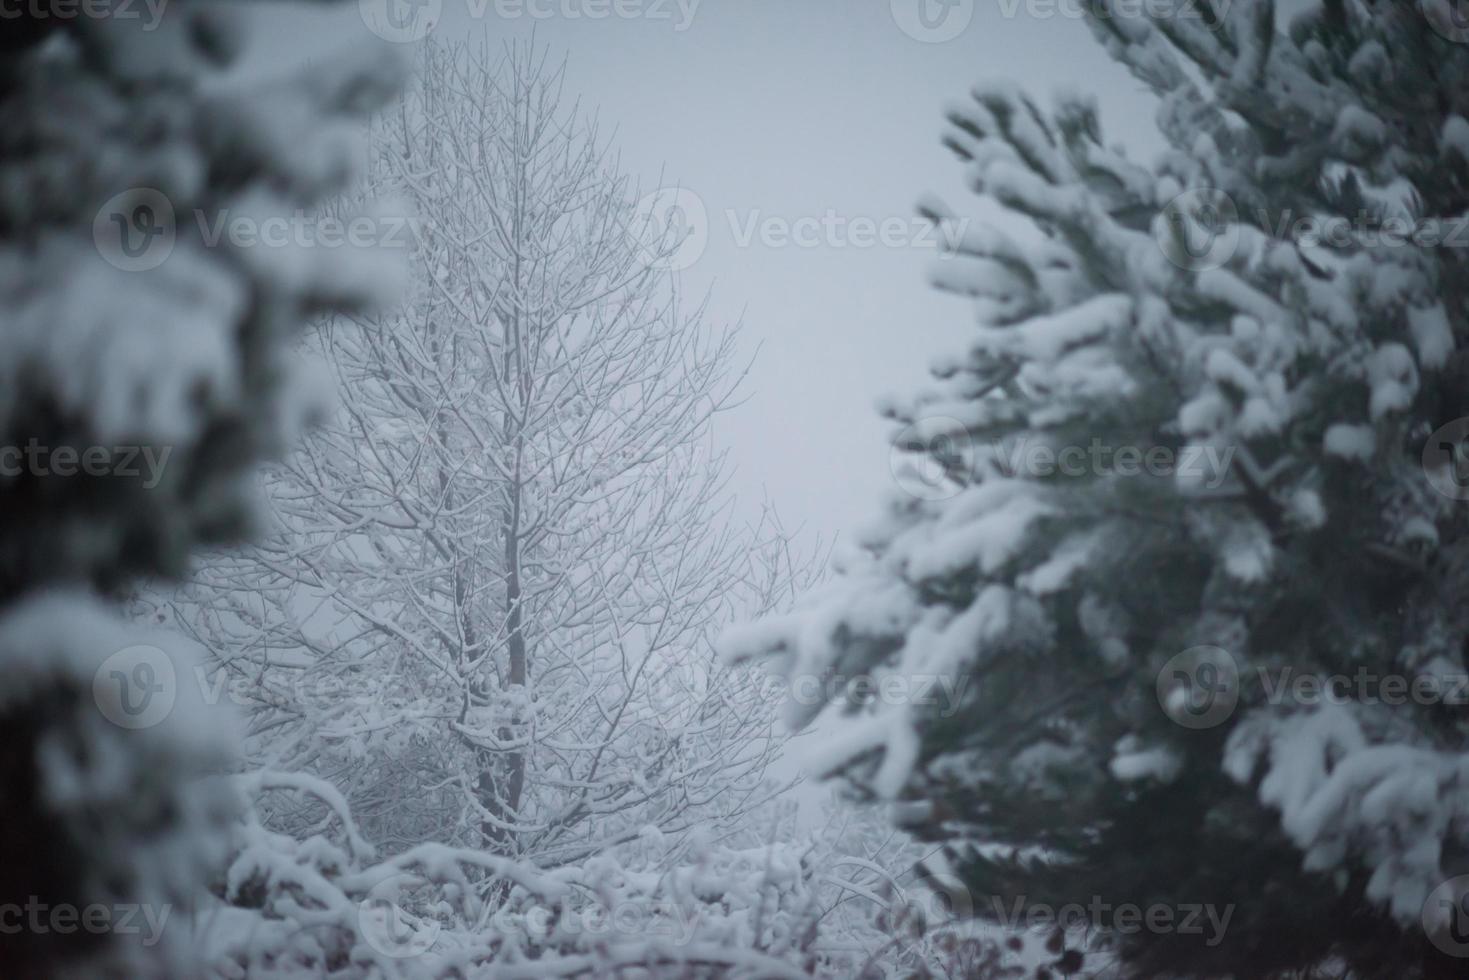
[
  {"xmin": 0, "ymin": 8, "xmax": 403, "ymax": 977},
  {"xmin": 724, "ymin": 1, "xmax": 1469, "ymax": 976}
]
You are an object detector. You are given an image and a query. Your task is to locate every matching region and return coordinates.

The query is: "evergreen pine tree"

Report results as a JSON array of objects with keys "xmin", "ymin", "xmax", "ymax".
[
  {"xmin": 0, "ymin": 8, "xmax": 403, "ymax": 977},
  {"xmin": 725, "ymin": 2, "xmax": 1469, "ymax": 976}
]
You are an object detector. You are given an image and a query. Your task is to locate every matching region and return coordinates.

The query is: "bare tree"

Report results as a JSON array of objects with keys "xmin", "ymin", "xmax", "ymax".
[{"xmin": 161, "ymin": 41, "xmax": 810, "ymax": 875}]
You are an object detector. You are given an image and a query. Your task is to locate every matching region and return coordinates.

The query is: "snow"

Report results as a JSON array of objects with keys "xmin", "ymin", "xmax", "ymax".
[
  {"xmin": 904, "ymin": 483, "xmax": 1052, "ymax": 579},
  {"xmin": 1197, "ymin": 268, "xmax": 1289, "ymax": 325},
  {"xmin": 1287, "ymin": 489, "xmax": 1328, "ymax": 530},
  {"xmin": 1223, "ymin": 701, "xmax": 1469, "ymax": 929},
  {"xmin": 0, "ymin": 592, "xmax": 238, "ymax": 973},
  {"xmin": 1409, "ymin": 302, "xmax": 1455, "ymax": 369},
  {"xmin": 1205, "ymin": 347, "xmax": 1261, "ymax": 394},
  {"xmin": 1324, "ymin": 424, "xmax": 1376, "ymax": 460},
  {"xmin": 1178, "ymin": 390, "xmax": 1232, "ymax": 437},
  {"xmin": 972, "ymin": 293, "xmax": 1133, "ymax": 364},
  {"xmin": 1019, "ymin": 530, "xmax": 1103, "ymax": 595},
  {"xmin": 1443, "ymin": 115, "xmax": 1469, "ymax": 161},
  {"xmin": 1109, "ymin": 738, "xmax": 1182, "ymax": 783},
  {"xmin": 1238, "ymin": 396, "xmax": 1285, "ymax": 435},
  {"xmin": 1220, "ymin": 519, "xmax": 1274, "ymax": 582},
  {"xmin": 16, "ymin": 4, "xmax": 1469, "ymax": 977},
  {"xmin": 1331, "ymin": 106, "xmax": 1387, "ymax": 156},
  {"xmin": 1365, "ymin": 343, "xmax": 1418, "ymax": 421},
  {"xmin": 0, "ymin": 243, "xmax": 242, "ymax": 447}
]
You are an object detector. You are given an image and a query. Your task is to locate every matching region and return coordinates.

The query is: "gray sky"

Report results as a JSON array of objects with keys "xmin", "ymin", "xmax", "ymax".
[{"xmin": 246, "ymin": 0, "xmax": 1165, "ymax": 548}]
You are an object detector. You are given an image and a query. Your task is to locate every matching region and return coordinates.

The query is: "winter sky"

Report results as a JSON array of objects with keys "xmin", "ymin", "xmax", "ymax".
[{"xmin": 243, "ymin": 0, "xmax": 1172, "ymax": 551}]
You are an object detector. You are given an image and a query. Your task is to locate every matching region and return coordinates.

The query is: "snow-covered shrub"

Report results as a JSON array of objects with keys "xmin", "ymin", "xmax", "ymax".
[{"xmin": 201, "ymin": 774, "xmax": 849, "ymax": 979}]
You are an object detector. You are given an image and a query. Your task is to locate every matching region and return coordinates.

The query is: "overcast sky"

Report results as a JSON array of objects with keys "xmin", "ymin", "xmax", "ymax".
[{"xmin": 243, "ymin": 0, "xmax": 1167, "ymax": 552}]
